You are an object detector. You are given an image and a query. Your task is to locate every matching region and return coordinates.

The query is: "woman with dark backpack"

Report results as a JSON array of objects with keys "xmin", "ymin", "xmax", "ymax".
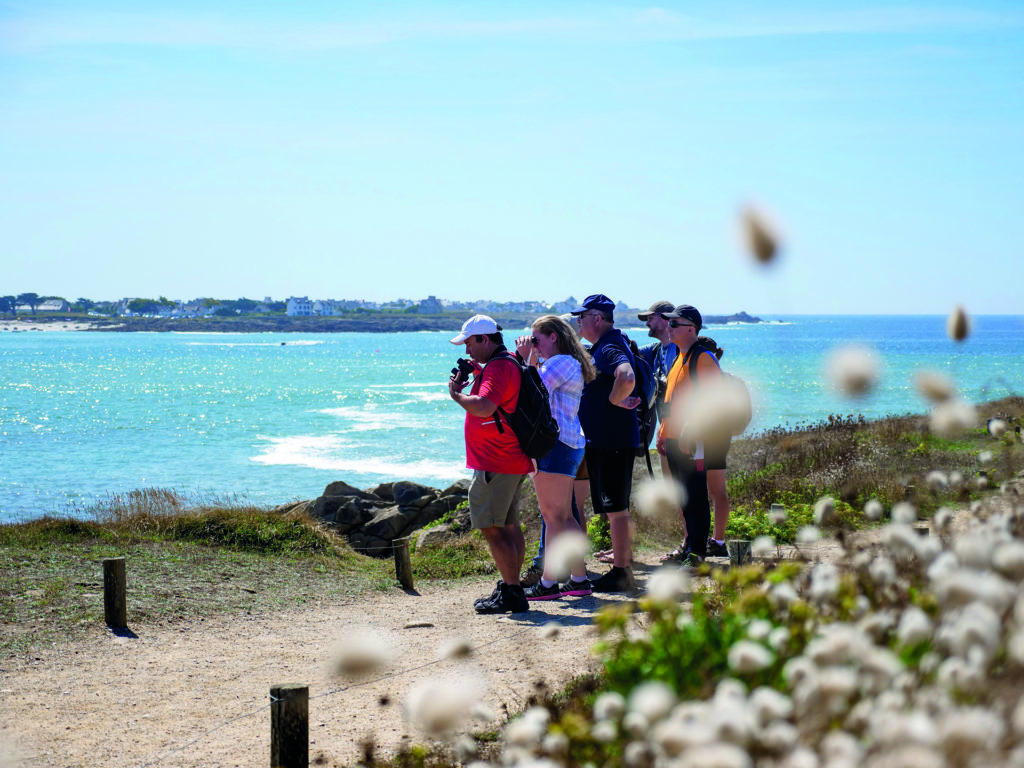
[{"xmin": 514, "ymin": 315, "xmax": 597, "ymax": 600}]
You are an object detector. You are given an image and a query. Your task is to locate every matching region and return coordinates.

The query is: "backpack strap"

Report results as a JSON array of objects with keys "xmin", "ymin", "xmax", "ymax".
[{"xmin": 489, "ymin": 350, "xmax": 521, "ymax": 435}]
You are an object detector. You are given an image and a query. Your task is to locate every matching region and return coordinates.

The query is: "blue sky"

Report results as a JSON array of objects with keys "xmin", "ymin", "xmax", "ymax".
[{"xmin": 2, "ymin": 1, "xmax": 1022, "ymax": 314}]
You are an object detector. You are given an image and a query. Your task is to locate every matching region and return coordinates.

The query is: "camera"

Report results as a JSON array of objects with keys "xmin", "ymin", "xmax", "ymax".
[{"xmin": 451, "ymin": 357, "xmax": 475, "ymax": 386}]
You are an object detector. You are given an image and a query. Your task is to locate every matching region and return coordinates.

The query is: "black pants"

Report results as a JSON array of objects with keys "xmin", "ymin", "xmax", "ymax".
[{"xmin": 664, "ymin": 438, "xmax": 710, "ymax": 557}]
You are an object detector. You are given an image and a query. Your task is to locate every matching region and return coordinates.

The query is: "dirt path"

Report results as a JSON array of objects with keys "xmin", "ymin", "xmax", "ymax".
[{"xmin": 1, "ymin": 558, "xmax": 670, "ymax": 768}]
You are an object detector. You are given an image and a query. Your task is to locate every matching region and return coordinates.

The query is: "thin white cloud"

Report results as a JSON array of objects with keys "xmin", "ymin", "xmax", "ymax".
[{"xmin": 2, "ymin": 6, "xmax": 1021, "ymax": 53}]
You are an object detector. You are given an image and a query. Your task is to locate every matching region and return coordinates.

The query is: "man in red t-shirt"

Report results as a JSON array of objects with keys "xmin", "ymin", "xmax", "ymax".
[{"xmin": 449, "ymin": 315, "xmax": 532, "ymax": 614}]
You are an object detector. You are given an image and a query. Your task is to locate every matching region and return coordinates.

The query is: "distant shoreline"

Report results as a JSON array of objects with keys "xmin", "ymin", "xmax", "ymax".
[{"xmin": 0, "ymin": 311, "xmax": 763, "ymax": 334}]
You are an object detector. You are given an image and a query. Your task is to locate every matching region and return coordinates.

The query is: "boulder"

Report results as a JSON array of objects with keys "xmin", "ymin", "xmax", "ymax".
[
  {"xmin": 393, "ymin": 481, "xmax": 436, "ymax": 506},
  {"xmin": 323, "ymin": 480, "xmax": 379, "ymax": 500},
  {"xmin": 366, "ymin": 482, "xmax": 395, "ymax": 501},
  {"xmin": 363, "ymin": 505, "xmax": 424, "ymax": 542},
  {"xmin": 417, "ymin": 524, "xmax": 457, "ymax": 549},
  {"xmin": 441, "ymin": 479, "xmax": 471, "ymax": 497}
]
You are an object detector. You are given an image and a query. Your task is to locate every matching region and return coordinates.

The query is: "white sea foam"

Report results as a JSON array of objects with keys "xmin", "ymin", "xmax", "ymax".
[
  {"xmin": 251, "ymin": 435, "xmax": 464, "ymax": 479},
  {"xmin": 366, "ymin": 382, "xmax": 449, "ymax": 389},
  {"xmin": 318, "ymin": 406, "xmax": 438, "ymax": 431}
]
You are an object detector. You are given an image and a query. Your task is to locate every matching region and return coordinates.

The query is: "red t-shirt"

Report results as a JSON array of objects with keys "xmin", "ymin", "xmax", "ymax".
[{"xmin": 465, "ymin": 356, "xmax": 532, "ymax": 474}]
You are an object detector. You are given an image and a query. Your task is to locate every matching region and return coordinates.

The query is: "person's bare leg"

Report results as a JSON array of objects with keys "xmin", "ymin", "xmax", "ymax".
[
  {"xmin": 708, "ymin": 469, "xmax": 730, "ymax": 541},
  {"xmin": 607, "ymin": 509, "xmax": 632, "ymax": 568},
  {"xmin": 480, "ymin": 525, "xmax": 524, "ymax": 585}
]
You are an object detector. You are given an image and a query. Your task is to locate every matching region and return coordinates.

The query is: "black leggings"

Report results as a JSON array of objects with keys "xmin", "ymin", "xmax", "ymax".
[{"xmin": 664, "ymin": 438, "xmax": 710, "ymax": 557}]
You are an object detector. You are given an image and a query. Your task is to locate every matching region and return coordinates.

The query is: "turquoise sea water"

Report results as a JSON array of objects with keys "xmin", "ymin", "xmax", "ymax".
[{"xmin": 1, "ymin": 316, "xmax": 1022, "ymax": 523}]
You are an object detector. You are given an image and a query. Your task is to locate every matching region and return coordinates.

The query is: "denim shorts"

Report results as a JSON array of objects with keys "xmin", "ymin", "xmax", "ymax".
[{"xmin": 536, "ymin": 441, "xmax": 585, "ymax": 477}]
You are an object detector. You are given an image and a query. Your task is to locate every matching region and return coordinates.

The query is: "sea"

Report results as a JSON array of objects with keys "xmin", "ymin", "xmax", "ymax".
[{"xmin": 1, "ymin": 315, "xmax": 1022, "ymax": 524}]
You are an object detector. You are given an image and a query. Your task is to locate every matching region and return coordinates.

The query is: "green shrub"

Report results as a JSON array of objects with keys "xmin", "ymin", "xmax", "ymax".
[{"xmin": 586, "ymin": 515, "xmax": 610, "ymax": 551}]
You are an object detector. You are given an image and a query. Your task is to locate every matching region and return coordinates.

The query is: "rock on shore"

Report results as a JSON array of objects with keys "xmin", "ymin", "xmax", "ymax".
[{"xmin": 274, "ymin": 479, "xmax": 470, "ymax": 557}]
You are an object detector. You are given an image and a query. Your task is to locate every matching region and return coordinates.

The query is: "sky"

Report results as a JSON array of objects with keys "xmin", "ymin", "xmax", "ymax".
[{"xmin": 2, "ymin": 1, "xmax": 1022, "ymax": 315}]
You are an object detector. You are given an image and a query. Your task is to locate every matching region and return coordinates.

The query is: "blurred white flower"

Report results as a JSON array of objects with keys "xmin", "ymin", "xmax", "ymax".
[
  {"xmin": 797, "ymin": 525, "xmax": 821, "ymax": 544},
  {"xmin": 539, "ymin": 621, "xmax": 561, "ymax": 639},
  {"xmin": 932, "ymin": 506, "xmax": 954, "ymax": 534},
  {"xmin": 776, "ymin": 746, "xmax": 817, "ymax": 768},
  {"xmin": 820, "ymin": 731, "xmax": 863, "ymax": 765},
  {"xmin": 749, "ymin": 686, "xmax": 793, "ymax": 726},
  {"xmin": 453, "ymin": 735, "xmax": 477, "ymax": 764},
  {"xmin": 809, "ymin": 563, "xmax": 840, "ymax": 603},
  {"xmin": 647, "ymin": 567, "xmax": 690, "ymax": 603},
  {"xmin": 938, "ymin": 707, "xmax": 1004, "ymax": 758},
  {"xmin": 740, "ymin": 204, "xmax": 780, "ymax": 265},
  {"xmin": 541, "ymin": 731, "xmax": 569, "ymax": 757},
  {"xmin": 751, "ymin": 535, "xmax": 775, "ymax": 558},
  {"xmin": 814, "ymin": 496, "xmax": 836, "ymax": 526},
  {"xmin": 769, "ymin": 504, "xmax": 788, "ymax": 524},
  {"xmin": 925, "ymin": 471, "xmax": 949, "ymax": 491},
  {"xmin": 826, "ymin": 345, "xmax": 879, "ymax": 397},
  {"xmin": 979, "ymin": 450, "xmax": 994, "ymax": 465},
  {"xmin": 623, "ymin": 740, "xmax": 656, "ymax": 768},
  {"xmin": 946, "ymin": 304, "xmax": 970, "ymax": 342},
  {"xmin": 591, "ymin": 719, "xmax": 618, "ymax": 743},
  {"xmin": 869, "ymin": 556, "xmax": 896, "ymax": 586},
  {"xmin": 332, "ymin": 631, "xmax": 393, "ymax": 678},
  {"xmin": 635, "ymin": 476, "xmax": 686, "ymax": 520},
  {"xmin": 622, "ymin": 711, "xmax": 649, "ymax": 738},
  {"xmin": 882, "ymin": 523, "xmax": 919, "ymax": 560},
  {"xmin": 892, "ymin": 501, "xmax": 917, "ymax": 525},
  {"xmin": 770, "ymin": 580, "xmax": 799, "ymax": 607},
  {"xmin": 679, "ymin": 376, "xmax": 756, "ymax": 442},
  {"xmin": 932, "ymin": 567, "xmax": 1015, "ymax": 612},
  {"xmin": 728, "ymin": 641, "xmax": 775, "ymax": 673},
  {"xmin": 949, "ymin": 470, "xmax": 964, "ymax": 488},
  {"xmin": 682, "ymin": 741, "xmax": 753, "ymax": 768},
  {"xmin": 992, "ymin": 540, "xmax": 1024, "ymax": 579},
  {"xmin": 953, "ymin": 532, "xmax": 991, "ymax": 570},
  {"xmin": 628, "ymin": 681, "xmax": 676, "ymax": 723},
  {"xmin": 438, "ymin": 636, "xmax": 473, "ymax": 660},
  {"xmin": 755, "ymin": 721, "xmax": 798, "ymax": 754},
  {"xmin": 988, "ymin": 418, "xmax": 1008, "ymax": 437},
  {"xmin": 1012, "ymin": 695, "xmax": 1024, "ymax": 736},
  {"xmin": 593, "ymin": 691, "xmax": 626, "ymax": 722},
  {"xmin": 504, "ymin": 706, "xmax": 550, "ymax": 748},
  {"xmin": 915, "ymin": 369, "xmax": 955, "ymax": 403},
  {"xmin": 545, "ymin": 530, "xmax": 588, "ymax": 580},
  {"xmin": 768, "ymin": 626, "xmax": 791, "ymax": 652},
  {"xmin": 404, "ymin": 675, "xmax": 486, "ymax": 736},
  {"xmin": 939, "ymin": 601, "xmax": 1001, "ymax": 661},
  {"xmin": 930, "ymin": 399, "xmax": 977, "ymax": 437},
  {"xmin": 897, "ymin": 606, "xmax": 934, "ymax": 646},
  {"xmin": 864, "ymin": 498, "xmax": 884, "ymax": 521},
  {"xmin": 747, "ymin": 619, "xmax": 773, "ymax": 641},
  {"xmin": 783, "ymin": 656, "xmax": 817, "ymax": 688}
]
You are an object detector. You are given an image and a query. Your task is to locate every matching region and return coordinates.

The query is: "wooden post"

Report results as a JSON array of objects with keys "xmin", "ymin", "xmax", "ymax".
[
  {"xmin": 727, "ymin": 540, "xmax": 751, "ymax": 566},
  {"xmin": 102, "ymin": 557, "xmax": 127, "ymax": 628},
  {"xmin": 270, "ymin": 684, "xmax": 308, "ymax": 768},
  {"xmin": 393, "ymin": 537, "xmax": 414, "ymax": 590}
]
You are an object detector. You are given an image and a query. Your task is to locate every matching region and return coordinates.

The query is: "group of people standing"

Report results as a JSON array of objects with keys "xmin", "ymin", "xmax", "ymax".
[{"xmin": 448, "ymin": 293, "xmax": 731, "ymax": 615}]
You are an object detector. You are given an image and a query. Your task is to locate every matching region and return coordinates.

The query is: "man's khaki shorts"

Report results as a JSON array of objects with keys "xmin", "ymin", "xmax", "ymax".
[{"xmin": 468, "ymin": 471, "xmax": 524, "ymax": 529}]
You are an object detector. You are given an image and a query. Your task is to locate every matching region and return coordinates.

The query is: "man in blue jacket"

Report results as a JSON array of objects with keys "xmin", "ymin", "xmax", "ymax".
[{"xmin": 571, "ymin": 294, "xmax": 640, "ymax": 592}]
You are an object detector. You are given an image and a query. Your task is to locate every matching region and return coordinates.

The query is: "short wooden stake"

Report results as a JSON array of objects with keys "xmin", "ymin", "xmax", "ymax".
[
  {"xmin": 727, "ymin": 540, "xmax": 751, "ymax": 566},
  {"xmin": 270, "ymin": 684, "xmax": 308, "ymax": 768},
  {"xmin": 102, "ymin": 557, "xmax": 127, "ymax": 628},
  {"xmin": 393, "ymin": 537, "xmax": 414, "ymax": 590}
]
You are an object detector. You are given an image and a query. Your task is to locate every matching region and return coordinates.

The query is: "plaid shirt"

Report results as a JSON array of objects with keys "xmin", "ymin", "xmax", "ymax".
[{"xmin": 537, "ymin": 354, "xmax": 586, "ymax": 449}]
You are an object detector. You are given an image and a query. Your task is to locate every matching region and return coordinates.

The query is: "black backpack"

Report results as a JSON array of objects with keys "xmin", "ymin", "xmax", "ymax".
[
  {"xmin": 627, "ymin": 339, "xmax": 658, "ymax": 462},
  {"xmin": 491, "ymin": 352, "xmax": 561, "ymax": 460}
]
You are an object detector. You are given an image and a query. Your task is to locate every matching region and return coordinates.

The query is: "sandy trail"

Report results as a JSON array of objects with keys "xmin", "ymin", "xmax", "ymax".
[{"xmin": 1, "ymin": 562, "xmax": 661, "ymax": 768}]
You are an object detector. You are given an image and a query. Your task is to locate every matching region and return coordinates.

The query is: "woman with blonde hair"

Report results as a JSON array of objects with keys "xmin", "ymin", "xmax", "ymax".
[{"xmin": 514, "ymin": 315, "xmax": 596, "ymax": 600}]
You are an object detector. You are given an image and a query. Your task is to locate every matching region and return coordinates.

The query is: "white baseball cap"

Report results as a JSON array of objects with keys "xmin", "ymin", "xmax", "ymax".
[{"xmin": 450, "ymin": 314, "xmax": 502, "ymax": 344}]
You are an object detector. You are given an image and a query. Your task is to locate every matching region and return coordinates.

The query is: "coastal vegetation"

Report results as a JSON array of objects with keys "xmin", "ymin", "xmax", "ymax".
[{"xmin": 3, "ymin": 397, "xmax": 1022, "ymax": 765}]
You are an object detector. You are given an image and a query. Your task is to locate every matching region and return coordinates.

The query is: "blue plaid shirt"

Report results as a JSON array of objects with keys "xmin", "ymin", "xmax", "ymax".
[{"xmin": 537, "ymin": 354, "xmax": 586, "ymax": 449}]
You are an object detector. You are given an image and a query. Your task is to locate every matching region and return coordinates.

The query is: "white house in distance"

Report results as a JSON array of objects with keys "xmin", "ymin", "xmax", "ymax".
[{"xmin": 286, "ymin": 297, "xmax": 313, "ymax": 316}]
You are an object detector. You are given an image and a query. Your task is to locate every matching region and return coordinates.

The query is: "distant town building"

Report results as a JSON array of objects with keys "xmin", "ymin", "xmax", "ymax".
[
  {"xmin": 286, "ymin": 297, "xmax": 314, "ymax": 316},
  {"xmin": 313, "ymin": 300, "xmax": 339, "ymax": 316},
  {"xmin": 417, "ymin": 296, "xmax": 443, "ymax": 314}
]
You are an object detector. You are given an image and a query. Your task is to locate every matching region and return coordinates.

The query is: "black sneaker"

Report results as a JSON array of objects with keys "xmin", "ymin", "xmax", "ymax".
[
  {"xmin": 475, "ymin": 583, "xmax": 530, "ymax": 614},
  {"xmin": 561, "ymin": 577, "xmax": 593, "ymax": 597},
  {"xmin": 706, "ymin": 539, "xmax": 729, "ymax": 558},
  {"xmin": 524, "ymin": 581, "xmax": 564, "ymax": 601},
  {"xmin": 680, "ymin": 552, "xmax": 704, "ymax": 569},
  {"xmin": 520, "ymin": 561, "xmax": 544, "ymax": 588},
  {"xmin": 591, "ymin": 566, "xmax": 637, "ymax": 593},
  {"xmin": 474, "ymin": 581, "xmax": 503, "ymax": 609}
]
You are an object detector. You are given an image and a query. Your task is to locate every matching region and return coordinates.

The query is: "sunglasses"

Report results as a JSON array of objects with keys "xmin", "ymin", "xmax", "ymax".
[{"xmin": 668, "ymin": 320, "xmax": 695, "ymax": 328}]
